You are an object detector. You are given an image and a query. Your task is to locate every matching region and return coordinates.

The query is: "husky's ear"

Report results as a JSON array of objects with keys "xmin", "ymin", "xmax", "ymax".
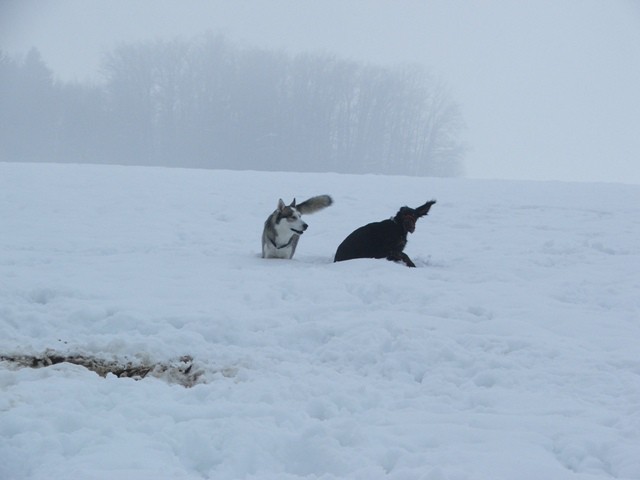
[
  {"xmin": 277, "ymin": 199, "xmax": 286, "ymax": 211},
  {"xmin": 290, "ymin": 198, "xmax": 297, "ymax": 208}
]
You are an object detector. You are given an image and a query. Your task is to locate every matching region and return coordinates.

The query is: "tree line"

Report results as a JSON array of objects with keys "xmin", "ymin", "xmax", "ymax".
[{"xmin": 0, "ymin": 35, "xmax": 465, "ymax": 176}]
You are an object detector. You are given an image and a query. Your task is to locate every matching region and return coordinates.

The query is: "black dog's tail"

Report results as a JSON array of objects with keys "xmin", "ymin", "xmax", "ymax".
[
  {"xmin": 296, "ymin": 195, "xmax": 333, "ymax": 215},
  {"xmin": 415, "ymin": 199, "xmax": 437, "ymax": 217}
]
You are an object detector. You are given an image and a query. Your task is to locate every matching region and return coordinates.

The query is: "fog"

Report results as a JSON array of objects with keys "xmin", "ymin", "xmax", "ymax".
[{"xmin": 2, "ymin": 0, "xmax": 640, "ymax": 183}]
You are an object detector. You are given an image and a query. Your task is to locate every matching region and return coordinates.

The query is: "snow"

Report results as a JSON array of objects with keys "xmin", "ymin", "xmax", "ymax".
[{"xmin": 1, "ymin": 162, "xmax": 639, "ymax": 480}]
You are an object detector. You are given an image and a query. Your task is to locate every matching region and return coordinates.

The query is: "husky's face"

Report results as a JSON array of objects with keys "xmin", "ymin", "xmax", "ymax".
[{"xmin": 277, "ymin": 198, "xmax": 308, "ymax": 235}]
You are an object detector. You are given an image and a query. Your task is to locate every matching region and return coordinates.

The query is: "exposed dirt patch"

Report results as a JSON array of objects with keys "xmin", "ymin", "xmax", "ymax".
[{"xmin": 0, "ymin": 351, "xmax": 233, "ymax": 387}]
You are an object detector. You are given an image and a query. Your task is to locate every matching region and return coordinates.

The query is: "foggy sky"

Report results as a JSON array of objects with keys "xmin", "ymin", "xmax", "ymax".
[{"xmin": 2, "ymin": 0, "xmax": 640, "ymax": 184}]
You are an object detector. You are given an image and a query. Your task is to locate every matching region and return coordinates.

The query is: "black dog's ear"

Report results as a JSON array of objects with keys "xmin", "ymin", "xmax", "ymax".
[
  {"xmin": 290, "ymin": 198, "xmax": 297, "ymax": 208},
  {"xmin": 277, "ymin": 199, "xmax": 286, "ymax": 211},
  {"xmin": 415, "ymin": 199, "xmax": 437, "ymax": 217}
]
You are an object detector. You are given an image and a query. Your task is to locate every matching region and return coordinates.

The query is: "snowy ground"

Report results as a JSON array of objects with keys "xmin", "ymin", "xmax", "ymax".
[{"xmin": 1, "ymin": 162, "xmax": 639, "ymax": 480}]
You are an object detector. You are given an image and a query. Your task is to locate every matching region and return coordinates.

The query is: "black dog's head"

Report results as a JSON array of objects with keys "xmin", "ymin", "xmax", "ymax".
[{"xmin": 393, "ymin": 200, "xmax": 436, "ymax": 233}]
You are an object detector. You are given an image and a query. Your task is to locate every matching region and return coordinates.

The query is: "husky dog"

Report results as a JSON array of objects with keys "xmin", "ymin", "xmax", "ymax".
[
  {"xmin": 262, "ymin": 195, "xmax": 333, "ymax": 259},
  {"xmin": 334, "ymin": 200, "xmax": 436, "ymax": 267}
]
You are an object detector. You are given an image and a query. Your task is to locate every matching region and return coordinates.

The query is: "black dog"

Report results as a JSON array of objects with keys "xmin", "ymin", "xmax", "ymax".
[{"xmin": 334, "ymin": 200, "xmax": 436, "ymax": 267}]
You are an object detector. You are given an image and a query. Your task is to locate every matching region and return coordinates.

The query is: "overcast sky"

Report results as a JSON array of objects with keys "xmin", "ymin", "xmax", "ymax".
[{"xmin": 2, "ymin": 0, "xmax": 640, "ymax": 184}]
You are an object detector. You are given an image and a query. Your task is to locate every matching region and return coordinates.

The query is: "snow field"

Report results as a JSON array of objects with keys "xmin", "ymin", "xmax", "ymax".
[{"xmin": 1, "ymin": 163, "xmax": 639, "ymax": 479}]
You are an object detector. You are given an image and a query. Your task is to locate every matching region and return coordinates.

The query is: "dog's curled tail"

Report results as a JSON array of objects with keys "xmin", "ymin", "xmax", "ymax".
[{"xmin": 296, "ymin": 195, "xmax": 333, "ymax": 215}]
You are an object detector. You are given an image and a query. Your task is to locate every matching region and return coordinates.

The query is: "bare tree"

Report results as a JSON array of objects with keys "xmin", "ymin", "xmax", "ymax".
[
  {"xmin": 0, "ymin": 48, "xmax": 57, "ymax": 162},
  {"xmin": 2, "ymin": 37, "xmax": 466, "ymax": 176}
]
